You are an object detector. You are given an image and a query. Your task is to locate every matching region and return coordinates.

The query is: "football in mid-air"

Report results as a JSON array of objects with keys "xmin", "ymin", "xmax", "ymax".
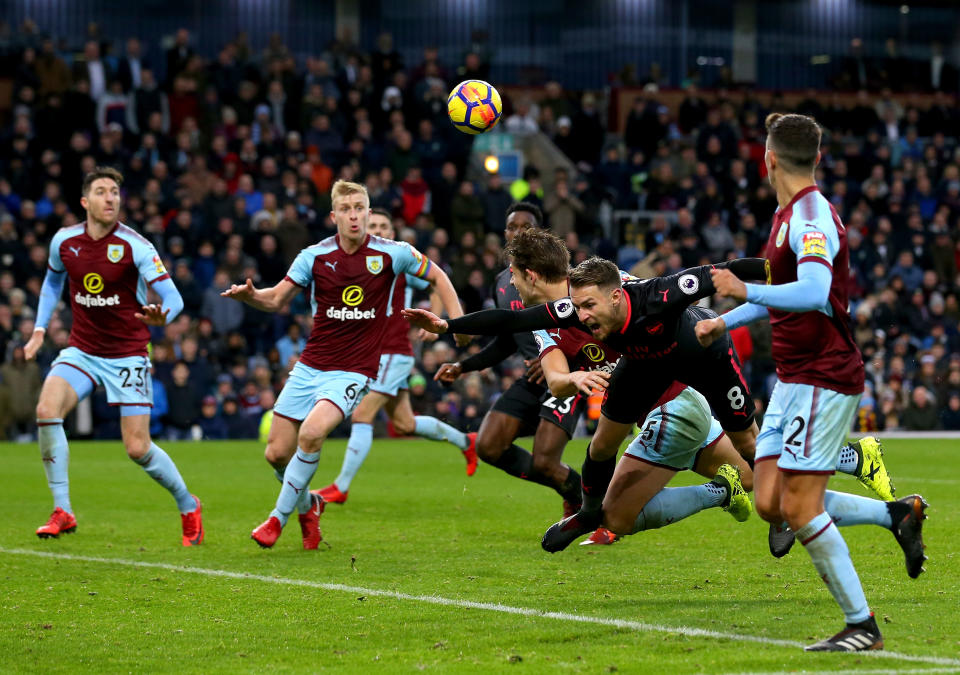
[{"xmin": 447, "ymin": 80, "xmax": 503, "ymax": 135}]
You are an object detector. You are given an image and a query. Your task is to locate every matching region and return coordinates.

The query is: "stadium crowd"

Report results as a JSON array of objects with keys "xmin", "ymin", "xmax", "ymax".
[{"xmin": 1, "ymin": 24, "xmax": 960, "ymax": 439}]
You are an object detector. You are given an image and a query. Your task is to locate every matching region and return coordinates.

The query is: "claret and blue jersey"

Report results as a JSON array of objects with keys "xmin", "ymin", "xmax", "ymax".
[
  {"xmin": 283, "ymin": 233, "xmax": 432, "ymax": 379},
  {"xmin": 47, "ymin": 222, "xmax": 172, "ymax": 358}
]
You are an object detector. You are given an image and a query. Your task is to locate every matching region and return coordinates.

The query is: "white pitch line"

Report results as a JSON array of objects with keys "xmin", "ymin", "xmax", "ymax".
[
  {"xmin": 743, "ymin": 671, "xmax": 960, "ymax": 675},
  {"xmin": 3, "ymin": 547, "xmax": 959, "ymax": 668}
]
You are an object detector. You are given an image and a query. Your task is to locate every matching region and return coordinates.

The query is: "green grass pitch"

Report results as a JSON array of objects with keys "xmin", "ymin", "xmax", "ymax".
[{"xmin": 1, "ymin": 436, "xmax": 958, "ymax": 673}]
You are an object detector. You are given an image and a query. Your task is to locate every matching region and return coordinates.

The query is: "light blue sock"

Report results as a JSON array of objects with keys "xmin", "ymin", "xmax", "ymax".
[
  {"xmin": 825, "ymin": 490, "xmax": 892, "ymax": 528},
  {"xmin": 632, "ymin": 483, "xmax": 727, "ymax": 532},
  {"xmin": 273, "ymin": 465, "xmax": 311, "ymax": 514},
  {"xmin": 334, "ymin": 423, "xmax": 373, "ymax": 491},
  {"xmin": 414, "ymin": 415, "xmax": 469, "ymax": 450},
  {"xmin": 796, "ymin": 512, "xmax": 870, "ymax": 624},
  {"xmin": 271, "ymin": 448, "xmax": 319, "ymax": 526},
  {"xmin": 136, "ymin": 443, "xmax": 196, "ymax": 513},
  {"xmin": 38, "ymin": 419, "xmax": 71, "ymax": 513}
]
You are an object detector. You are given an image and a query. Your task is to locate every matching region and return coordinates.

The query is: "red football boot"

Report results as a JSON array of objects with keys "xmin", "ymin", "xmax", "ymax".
[
  {"xmin": 579, "ymin": 527, "xmax": 620, "ymax": 546},
  {"xmin": 298, "ymin": 494, "xmax": 325, "ymax": 550},
  {"xmin": 181, "ymin": 495, "xmax": 204, "ymax": 547},
  {"xmin": 312, "ymin": 483, "xmax": 348, "ymax": 504},
  {"xmin": 36, "ymin": 508, "xmax": 77, "ymax": 539},
  {"xmin": 251, "ymin": 516, "xmax": 283, "ymax": 548},
  {"xmin": 463, "ymin": 432, "xmax": 478, "ymax": 477}
]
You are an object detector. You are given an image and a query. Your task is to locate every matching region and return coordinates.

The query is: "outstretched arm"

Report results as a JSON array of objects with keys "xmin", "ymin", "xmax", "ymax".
[
  {"xmin": 637, "ymin": 257, "xmax": 769, "ymax": 310},
  {"xmin": 221, "ymin": 278, "xmax": 301, "ymax": 313},
  {"xmin": 404, "ymin": 297, "xmax": 577, "ymax": 336}
]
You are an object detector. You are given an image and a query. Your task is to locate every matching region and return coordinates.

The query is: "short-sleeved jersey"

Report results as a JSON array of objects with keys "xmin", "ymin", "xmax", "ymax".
[
  {"xmin": 381, "ymin": 272, "xmax": 431, "ymax": 356},
  {"xmin": 764, "ymin": 186, "xmax": 864, "ymax": 395},
  {"xmin": 534, "ymin": 325, "xmax": 621, "ymax": 375},
  {"xmin": 494, "ymin": 266, "xmax": 540, "ymax": 361},
  {"xmin": 285, "ymin": 234, "xmax": 431, "ymax": 378},
  {"xmin": 534, "ymin": 324, "xmax": 687, "ymax": 418},
  {"xmin": 48, "ymin": 222, "xmax": 169, "ymax": 358}
]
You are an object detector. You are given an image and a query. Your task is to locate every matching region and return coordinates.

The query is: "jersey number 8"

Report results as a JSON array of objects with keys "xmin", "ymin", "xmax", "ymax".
[{"xmin": 727, "ymin": 386, "xmax": 745, "ymax": 410}]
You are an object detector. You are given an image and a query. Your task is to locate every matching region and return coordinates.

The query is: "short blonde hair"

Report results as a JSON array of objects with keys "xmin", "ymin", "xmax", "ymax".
[{"xmin": 330, "ymin": 180, "xmax": 369, "ymax": 208}]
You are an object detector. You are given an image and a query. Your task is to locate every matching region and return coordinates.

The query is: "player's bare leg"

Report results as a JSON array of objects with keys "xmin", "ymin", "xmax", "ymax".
[
  {"xmin": 724, "ymin": 420, "xmax": 759, "ymax": 464},
  {"xmin": 601, "ymin": 460, "xmax": 675, "ymax": 535},
  {"xmin": 34, "ymin": 375, "xmax": 80, "ymax": 538},
  {"xmin": 121, "ymin": 413, "xmax": 202, "ymax": 546},
  {"xmin": 253, "ymin": 401, "xmax": 342, "ymax": 548},
  {"xmin": 264, "ymin": 413, "xmax": 300, "ymax": 474},
  {"xmin": 692, "ymin": 435, "xmax": 754, "ymax": 492},
  {"xmin": 475, "ymin": 410, "xmax": 524, "ymax": 465},
  {"xmin": 530, "ymin": 420, "xmax": 583, "ymax": 515}
]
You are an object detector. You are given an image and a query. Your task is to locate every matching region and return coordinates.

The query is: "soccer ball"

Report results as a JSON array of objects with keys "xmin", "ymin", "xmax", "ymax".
[{"xmin": 447, "ymin": 80, "xmax": 503, "ymax": 135}]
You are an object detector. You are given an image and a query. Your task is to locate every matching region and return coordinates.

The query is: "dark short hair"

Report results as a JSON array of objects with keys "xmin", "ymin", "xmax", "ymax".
[
  {"xmin": 765, "ymin": 113, "xmax": 821, "ymax": 171},
  {"xmin": 369, "ymin": 207, "xmax": 392, "ymax": 220},
  {"xmin": 568, "ymin": 256, "xmax": 622, "ymax": 291},
  {"xmin": 505, "ymin": 228, "xmax": 569, "ymax": 283},
  {"xmin": 505, "ymin": 201, "xmax": 543, "ymax": 228},
  {"xmin": 82, "ymin": 166, "xmax": 123, "ymax": 196}
]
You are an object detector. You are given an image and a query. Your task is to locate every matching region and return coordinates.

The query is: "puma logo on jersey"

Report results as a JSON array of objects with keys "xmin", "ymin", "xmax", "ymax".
[
  {"xmin": 548, "ymin": 330, "xmax": 562, "ymax": 341},
  {"xmin": 69, "ymin": 246, "xmax": 82, "ymax": 257},
  {"xmin": 324, "ymin": 260, "xmax": 338, "ymax": 271},
  {"xmin": 659, "ymin": 289, "xmax": 669, "ymax": 302}
]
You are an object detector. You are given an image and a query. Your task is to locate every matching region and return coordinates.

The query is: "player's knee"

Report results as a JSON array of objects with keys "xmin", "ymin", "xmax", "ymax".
[
  {"xmin": 298, "ymin": 425, "xmax": 327, "ymax": 454},
  {"xmin": 124, "ymin": 436, "xmax": 151, "ymax": 461},
  {"xmin": 531, "ymin": 451, "xmax": 559, "ymax": 477},
  {"xmin": 754, "ymin": 493, "xmax": 782, "ymax": 524},
  {"xmin": 35, "ymin": 398, "xmax": 61, "ymax": 421},
  {"xmin": 392, "ymin": 416, "xmax": 416, "ymax": 436},
  {"xmin": 475, "ymin": 430, "xmax": 507, "ymax": 462},
  {"xmin": 588, "ymin": 438, "xmax": 618, "ymax": 461},
  {"xmin": 264, "ymin": 442, "xmax": 289, "ymax": 466}
]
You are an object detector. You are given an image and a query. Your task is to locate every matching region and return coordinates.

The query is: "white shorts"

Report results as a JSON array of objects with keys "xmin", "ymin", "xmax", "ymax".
[{"xmin": 755, "ymin": 380, "xmax": 861, "ymax": 474}]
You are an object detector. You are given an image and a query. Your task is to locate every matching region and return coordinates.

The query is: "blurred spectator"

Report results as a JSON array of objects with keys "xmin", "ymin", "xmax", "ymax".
[
  {"xmin": 0, "ymin": 343, "xmax": 41, "ymax": 439},
  {"xmin": 164, "ymin": 360, "xmax": 202, "ymax": 440},
  {"xmin": 4, "ymin": 20, "xmax": 960, "ymax": 434},
  {"xmin": 198, "ymin": 395, "xmax": 228, "ymax": 439},
  {"xmin": 544, "ymin": 170, "xmax": 584, "ymax": 238},
  {"xmin": 902, "ymin": 386, "xmax": 939, "ymax": 430},
  {"xmin": 223, "ymin": 396, "xmax": 257, "ymax": 438}
]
